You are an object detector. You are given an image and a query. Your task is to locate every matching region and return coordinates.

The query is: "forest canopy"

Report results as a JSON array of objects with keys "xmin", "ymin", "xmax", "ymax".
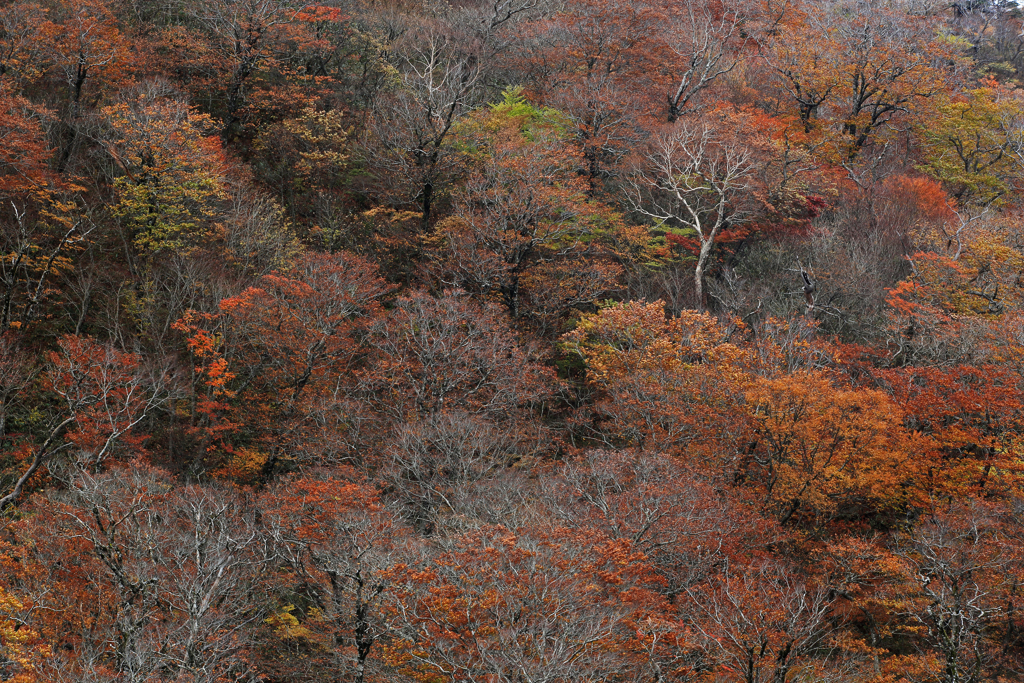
[{"xmin": 1, "ymin": 0, "xmax": 1024, "ymax": 681}]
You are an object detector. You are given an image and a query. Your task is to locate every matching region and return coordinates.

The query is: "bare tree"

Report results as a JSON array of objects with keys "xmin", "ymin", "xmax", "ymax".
[
  {"xmin": 663, "ymin": 0, "xmax": 745, "ymax": 122},
  {"xmin": 626, "ymin": 121, "xmax": 754, "ymax": 312},
  {"xmin": 367, "ymin": 28, "xmax": 482, "ymax": 231},
  {"xmin": 0, "ymin": 335, "xmax": 174, "ymax": 510},
  {"xmin": 892, "ymin": 504, "xmax": 1011, "ymax": 683},
  {"xmin": 387, "ymin": 526, "xmax": 629, "ymax": 683},
  {"xmin": 384, "ymin": 411, "xmax": 526, "ymax": 531},
  {"xmin": 261, "ymin": 472, "xmax": 403, "ymax": 683},
  {"xmin": 26, "ymin": 467, "xmax": 267, "ymax": 683},
  {"xmin": 548, "ymin": 449, "xmax": 771, "ymax": 597},
  {"xmin": 687, "ymin": 561, "xmax": 837, "ymax": 683}
]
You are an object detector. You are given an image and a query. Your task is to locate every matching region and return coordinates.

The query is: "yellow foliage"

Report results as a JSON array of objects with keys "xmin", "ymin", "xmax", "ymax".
[
  {"xmin": 211, "ymin": 445, "xmax": 269, "ymax": 485},
  {"xmin": 264, "ymin": 605, "xmax": 316, "ymax": 640},
  {"xmin": 104, "ymin": 93, "xmax": 226, "ymax": 256},
  {"xmin": 0, "ymin": 586, "xmax": 48, "ymax": 682},
  {"xmin": 282, "ymin": 105, "xmax": 352, "ymax": 181}
]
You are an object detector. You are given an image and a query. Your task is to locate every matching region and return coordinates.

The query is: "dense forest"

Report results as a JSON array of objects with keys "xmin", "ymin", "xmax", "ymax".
[{"xmin": 1, "ymin": 0, "xmax": 1024, "ymax": 680}]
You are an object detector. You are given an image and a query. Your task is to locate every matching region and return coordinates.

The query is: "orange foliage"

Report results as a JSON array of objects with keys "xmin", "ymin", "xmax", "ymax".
[
  {"xmin": 0, "ymin": 86, "xmax": 50, "ymax": 198},
  {"xmin": 744, "ymin": 371, "xmax": 923, "ymax": 527},
  {"xmin": 881, "ymin": 365, "xmax": 1024, "ymax": 498},
  {"xmin": 563, "ymin": 300, "xmax": 752, "ymax": 466},
  {"xmin": 175, "ymin": 251, "xmax": 389, "ymax": 478}
]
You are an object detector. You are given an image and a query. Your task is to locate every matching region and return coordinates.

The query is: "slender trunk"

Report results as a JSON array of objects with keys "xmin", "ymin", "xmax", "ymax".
[
  {"xmin": 694, "ymin": 238, "xmax": 715, "ymax": 313},
  {"xmin": 421, "ymin": 179, "xmax": 433, "ymax": 232},
  {"xmin": 224, "ymin": 63, "xmax": 251, "ymax": 142},
  {"xmin": 502, "ymin": 273, "xmax": 521, "ymax": 319},
  {"xmin": 224, "ymin": 29, "xmax": 260, "ymax": 142},
  {"xmin": 23, "ymin": 224, "xmax": 79, "ymax": 323},
  {"xmin": 667, "ymin": 95, "xmax": 680, "ymax": 123},
  {"xmin": 74, "ymin": 292, "xmax": 90, "ymax": 335},
  {"xmin": 354, "ymin": 597, "xmax": 373, "ymax": 683},
  {"xmin": 56, "ymin": 65, "xmax": 87, "ymax": 173},
  {"xmin": 694, "ymin": 261, "xmax": 705, "ymax": 313}
]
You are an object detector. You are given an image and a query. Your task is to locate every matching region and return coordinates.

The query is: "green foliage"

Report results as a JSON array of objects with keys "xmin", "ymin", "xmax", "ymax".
[{"xmin": 489, "ymin": 86, "xmax": 571, "ymax": 140}]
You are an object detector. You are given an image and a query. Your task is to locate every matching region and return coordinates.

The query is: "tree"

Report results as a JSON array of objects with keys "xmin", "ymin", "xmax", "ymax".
[
  {"xmin": 0, "ymin": 582, "xmax": 47, "ymax": 683},
  {"xmin": 0, "ymin": 2, "xmax": 50, "ymax": 85},
  {"xmin": 562, "ymin": 299, "xmax": 752, "ymax": 465},
  {"xmin": 0, "ymin": 335, "xmax": 171, "ymax": 510},
  {"xmin": 660, "ymin": 0, "xmax": 746, "ymax": 123},
  {"xmin": 549, "ymin": 449, "xmax": 775, "ymax": 598},
  {"xmin": 186, "ymin": 0, "xmax": 311, "ymax": 140},
  {"xmin": 367, "ymin": 25, "xmax": 482, "ymax": 231},
  {"xmin": 891, "ymin": 502, "xmax": 1014, "ymax": 683},
  {"xmin": 686, "ymin": 561, "xmax": 837, "ymax": 683},
  {"xmin": 280, "ymin": 4, "xmax": 395, "ymax": 111},
  {"xmin": 744, "ymin": 371, "xmax": 921, "ymax": 528},
  {"xmin": 0, "ymin": 332, "xmax": 31, "ymax": 447},
  {"xmin": 102, "ymin": 85, "xmax": 227, "ymax": 260},
  {"xmin": 220, "ymin": 184, "xmax": 302, "ymax": 280},
  {"xmin": 0, "ymin": 194, "xmax": 88, "ymax": 330},
  {"xmin": 13, "ymin": 466, "xmax": 267, "ymax": 682},
  {"xmin": 383, "ymin": 410, "xmax": 534, "ymax": 533},
  {"xmin": 364, "ymin": 290, "xmax": 552, "ymax": 424},
  {"xmin": 918, "ymin": 84, "xmax": 1024, "ymax": 208},
  {"xmin": 176, "ymin": 250, "xmax": 389, "ymax": 476},
  {"xmin": 880, "ymin": 364, "xmax": 1024, "ymax": 498},
  {"xmin": 520, "ymin": 0, "xmax": 668, "ymax": 193},
  {"xmin": 218, "ymin": 251, "xmax": 387, "ymax": 405},
  {"xmin": 625, "ymin": 114, "xmax": 756, "ymax": 312},
  {"xmin": 384, "ymin": 525, "xmax": 633, "ymax": 683},
  {"xmin": 260, "ymin": 470, "xmax": 402, "ymax": 683},
  {"xmin": 764, "ymin": 0, "xmax": 945, "ymax": 158},
  {"xmin": 913, "ymin": 82, "xmax": 1024, "ymax": 248},
  {"xmin": 433, "ymin": 90, "xmax": 626, "ymax": 327},
  {"xmin": 0, "ymin": 89, "xmax": 89, "ymax": 330},
  {"xmin": 362, "ymin": 291, "xmax": 552, "ymax": 525},
  {"xmin": 815, "ymin": 536, "xmax": 912, "ymax": 682},
  {"xmin": 762, "ymin": 3, "xmax": 839, "ymax": 134},
  {"xmin": 0, "ymin": 85, "xmax": 50, "ymax": 198},
  {"xmin": 42, "ymin": 0, "xmax": 129, "ymax": 171}
]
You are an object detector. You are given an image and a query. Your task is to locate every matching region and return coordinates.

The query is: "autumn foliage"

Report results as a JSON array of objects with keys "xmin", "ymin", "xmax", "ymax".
[{"xmin": 1, "ymin": 0, "xmax": 1024, "ymax": 681}]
